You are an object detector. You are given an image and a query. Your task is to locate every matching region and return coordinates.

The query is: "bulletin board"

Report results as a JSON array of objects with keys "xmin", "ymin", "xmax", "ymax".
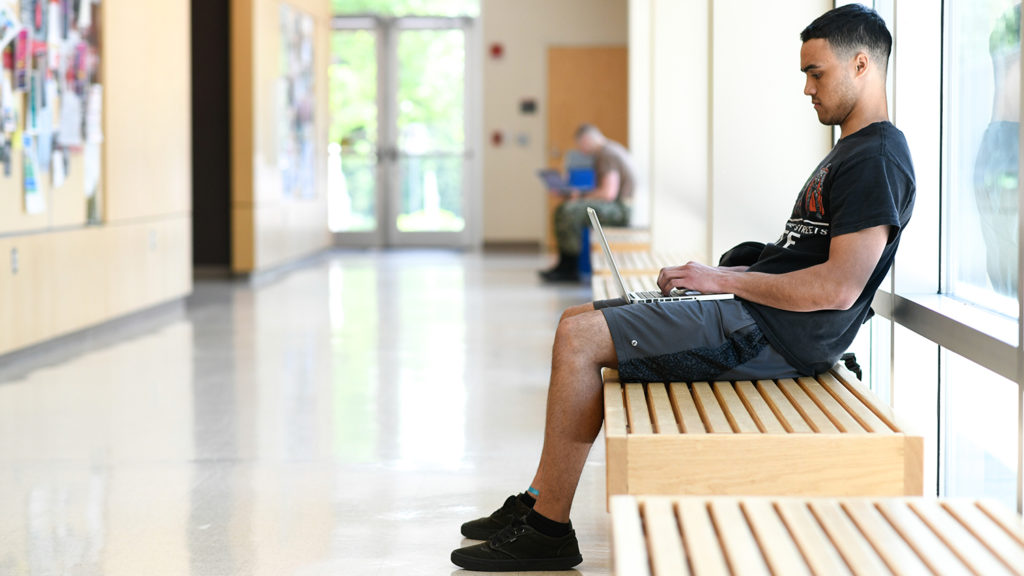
[
  {"xmin": 0, "ymin": 0, "xmax": 102, "ymax": 235},
  {"xmin": 278, "ymin": 3, "xmax": 315, "ymax": 200}
]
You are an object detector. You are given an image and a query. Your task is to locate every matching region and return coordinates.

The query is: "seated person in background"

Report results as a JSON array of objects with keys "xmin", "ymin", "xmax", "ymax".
[
  {"xmin": 539, "ymin": 124, "xmax": 637, "ymax": 283},
  {"xmin": 453, "ymin": 4, "xmax": 915, "ymax": 572}
]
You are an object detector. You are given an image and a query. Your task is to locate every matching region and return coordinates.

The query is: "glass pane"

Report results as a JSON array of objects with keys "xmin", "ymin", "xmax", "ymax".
[
  {"xmin": 329, "ymin": 30, "xmax": 378, "ymax": 233},
  {"xmin": 893, "ymin": 325, "xmax": 940, "ymax": 495},
  {"xmin": 945, "ymin": 1, "xmax": 1019, "ymax": 315},
  {"xmin": 942, "ymin": 349, "xmax": 1018, "ymax": 510},
  {"xmin": 395, "ymin": 29, "xmax": 465, "ymax": 232},
  {"xmin": 332, "ymin": 0, "xmax": 479, "ymax": 17},
  {"xmin": 396, "ymin": 155, "xmax": 464, "ymax": 231}
]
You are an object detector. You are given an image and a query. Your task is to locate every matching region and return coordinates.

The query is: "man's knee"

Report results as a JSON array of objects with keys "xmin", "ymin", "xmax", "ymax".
[
  {"xmin": 560, "ymin": 302, "xmax": 595, "ymax": 323},
  {"xmin": 554, "ymin": 309, "xmax": 615, "ymax": 363}
]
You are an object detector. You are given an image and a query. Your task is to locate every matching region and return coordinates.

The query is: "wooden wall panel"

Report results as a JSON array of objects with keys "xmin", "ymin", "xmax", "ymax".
[
  {"xmin": 547, "ymin": 45, "xmax": 629, "ymax": 171},
  {"xmin": 231, "ymin": 0, "xmax": 331, "ymax": 274},
  {"xmin": 104, "ymin": 0, "xmax": 192, "ymax": 221},
  {"xmin": 545, "ymin": 45, "xmax": 629, "ymax": 248}
]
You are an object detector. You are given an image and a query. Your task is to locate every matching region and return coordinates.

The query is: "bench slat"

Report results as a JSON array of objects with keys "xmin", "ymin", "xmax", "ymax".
[
  {"xmin": 740, "ymin": 499, "xmax": 813, "ymax": 576},
  {"xmin": 677, "ymin": 500, "xmax": 731, "ymax": 576},
  {"xmin": 941, "ymin": 501, "xmax": 1024, "ymax": 574},
  {"xmin": 909, "ymin": 500, "xmax": 1014, "ymax": 576},
  {"xmin": 775, "ymin": 500, "xmax": 854, "ymax": 576},
  {"xmin": 809, "ymin": 500, "xmax": 892, "ymax": 575},
  {"xmin": 648, "ymin": 383, "xmax": 680, "ymax": 434},
  {"xmin": 840, "ymin": 499, "xmax": 933, "ymax": 575},
  {"xmin": 693, "ymin": 382, "xmax": 733, "ymax": 433},
  {"xmin": 818, "ymin": 372, "xmax": 894, "ymax": 434},
  {"xmin": 604, "ymin": 381, "xmax": 629, "ymax": 437},
  {"xmin": 610, "ymin": 496, "xmax": 652, "ymax": 576},
  {"xmin": 876, "ymin": 499, "xmax": 971, "ymax": 576},
  {"xmin": 735, "ymin": 381, "xmax": 787, "ymax": 433},
  {"xmin": 830, "ymin": 365, "xmax": 903, "ymax": 432},
  {"xmin": 757, "ymin": 380, "xmax": 814, "ymax": 433},
  {"xmin": 976, "ymin": 500, "xmax": 1024, "ymax": 547},
  {"xmin": 642, "ymin": 499, "xmax": 691, "ymax": 575},
  {"xmin": 779, "ymin": 378, "xmax": 840, "ymax": 433},
  {"xmin": 798, "ymin": 376, "xmax": 868, "ymax": 434},
  {"xmin": 709, "ymin": 500, "xmax": 772, "ymax": 576},
  {"xmin": 669, "ymin": 382, "xmax": 706, "ymax": 434},
  {"xmin": 626, "ymin": 383, "xmax": 654, "ymax": 435},
  {"xmin": 714, "ymin": 381, "xmax": 760, "ymax": 433},
  {"xmin": 615, "ymin": 497, "xmax": 1024, "ymax": 576}
]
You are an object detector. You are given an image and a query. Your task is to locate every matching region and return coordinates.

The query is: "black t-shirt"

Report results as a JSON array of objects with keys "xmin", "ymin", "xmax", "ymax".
[{"xmin": 742, "ymin": 121, "xmax": 916, "ymax": 375}]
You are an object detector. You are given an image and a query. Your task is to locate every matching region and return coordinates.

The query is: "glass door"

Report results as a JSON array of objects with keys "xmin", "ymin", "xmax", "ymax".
[
  {"xmin": 329, "ymin": 16, "xmax": 474, "ymax": 247},
  {"xmin": 329, "ymin": 20, "xmax": 380, "ymax": 240}
]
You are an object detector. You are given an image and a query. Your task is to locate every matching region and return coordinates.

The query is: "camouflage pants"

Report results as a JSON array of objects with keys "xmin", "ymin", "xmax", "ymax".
[{"xmin": 554, "ymin": 200, "xmax": 630, "ymax": 256}]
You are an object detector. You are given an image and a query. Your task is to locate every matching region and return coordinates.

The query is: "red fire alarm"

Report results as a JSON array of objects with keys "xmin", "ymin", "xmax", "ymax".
[
  {"xmin": 491, "ymin": 130, "xmax": 503, "ymax": 146},
  {"xmin": 489, "ymin": 43, "xmax": 504, "ymax": 59}
]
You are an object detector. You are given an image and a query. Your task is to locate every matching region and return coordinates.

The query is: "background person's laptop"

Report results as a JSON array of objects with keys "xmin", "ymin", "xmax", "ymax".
[
  {"xmin": 537, "ymin": 169, "xmax": 575, "ymax": 193},
  {"xmin": 587, "ymin": 207, "xmax": 735, "ymax": 304}
]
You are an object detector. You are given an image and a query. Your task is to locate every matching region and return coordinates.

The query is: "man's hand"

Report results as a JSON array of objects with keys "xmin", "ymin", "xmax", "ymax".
[
  {"xmin": 662, "ymin": 225, "xmax": 891, "ymax": 312},
  {"xmin": 658, "ymin": 262, "xmax": 737, "ymax": 295}
]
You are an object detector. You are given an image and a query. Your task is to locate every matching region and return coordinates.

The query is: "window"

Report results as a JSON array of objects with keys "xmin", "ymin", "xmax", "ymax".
[
  {"xmin": 944, "ymin": 0, "xmax": 1020, "ymax": 317},
  {"xmin": 332, "ymin": 0, "xmax": 479, "ymax": 17},
  {"xmin": 942, "ymin": 350, "xmax": 1019, "ymax": 510}
]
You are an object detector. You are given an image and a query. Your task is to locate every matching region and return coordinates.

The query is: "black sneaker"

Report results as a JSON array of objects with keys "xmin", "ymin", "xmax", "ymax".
[
  {"xmin": 538, "ymin": 267, "xmax": 581, "ymax": 283},
  {"xmin": 460, "ymin": 494, "xmax": 533, "ymax": 540},
  {"xmin": 451, "ymin": 518, "xmax": 583, "ymax": 572}
]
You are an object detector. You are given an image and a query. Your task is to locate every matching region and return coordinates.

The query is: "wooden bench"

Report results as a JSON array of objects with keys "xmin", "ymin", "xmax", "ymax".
[
  {"xmin": 603, "ymin": 365, "xmax": 924, "ymax": 498},
  {"xmin": 610, "ymin": 495, "xmax": 1024, "ymax": 575},
  {"xmin": 591, "ymin": 227, "xmax": 653, "ymax": 253},
  {"xmin": 591, "ymin": 250, "xmax": 693, "ymax": 276}
]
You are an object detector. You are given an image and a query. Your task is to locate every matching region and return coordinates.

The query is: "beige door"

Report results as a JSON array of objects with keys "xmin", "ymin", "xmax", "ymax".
[{"xmin": 546, "ymin": 45, "xmax": 629, "ymax": 249}]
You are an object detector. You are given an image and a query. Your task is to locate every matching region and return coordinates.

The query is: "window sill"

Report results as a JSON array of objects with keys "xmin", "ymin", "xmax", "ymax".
[{"xmin": 873, "ymin": 289, "xmax": 1019, "ymax": 382}]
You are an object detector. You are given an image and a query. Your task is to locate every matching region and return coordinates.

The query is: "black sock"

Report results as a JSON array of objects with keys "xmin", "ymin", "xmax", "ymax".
[
  {"xmin": 518, "ymin": 492, "xmax": 536, "ymax": 507},
  {"xmin": 525, "ymin": 509, "xmax": 572, "ymax": 537}
]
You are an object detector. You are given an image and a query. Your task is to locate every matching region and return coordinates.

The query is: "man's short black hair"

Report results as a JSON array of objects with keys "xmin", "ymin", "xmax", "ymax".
[
  {"xmin": 801, "ymin": 4, "xmax": 892, "ymax": 71},
  {"xmin": 574, "ymin": 124, "xmax": 601, "ymax": 140}
]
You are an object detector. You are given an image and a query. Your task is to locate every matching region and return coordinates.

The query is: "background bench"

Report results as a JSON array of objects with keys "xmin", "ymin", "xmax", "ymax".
[
  {"xmin": 590, "ymin": 227, "xmax": 653, "ymax": 254},
  {"xmin": 603, "ymin": 365, "xmax": 924, "ymax": 498},
  {"xmin": 591, "ymin": 250, "xmax": 692, "ymax": 276},
  {"xmin": 611, "ymin": 495, "xmax": 1024, "ymax": 576}
]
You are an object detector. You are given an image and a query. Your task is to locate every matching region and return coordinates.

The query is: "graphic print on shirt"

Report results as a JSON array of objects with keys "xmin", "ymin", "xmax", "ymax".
[{"xmin": 781, "ymin": 163, "xmax": 831, "ymax": 248}]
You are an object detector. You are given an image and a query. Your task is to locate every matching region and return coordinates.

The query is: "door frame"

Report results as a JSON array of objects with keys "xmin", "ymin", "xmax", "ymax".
[{"xmin": 330, "ymin": 15, "xmax": 481, "ymax": 248}]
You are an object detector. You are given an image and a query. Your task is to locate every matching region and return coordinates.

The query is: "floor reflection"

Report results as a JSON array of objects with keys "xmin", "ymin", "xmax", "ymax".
[{"xmin": 0, "ymin": 251, "xmax": 608, "ymax": 575}]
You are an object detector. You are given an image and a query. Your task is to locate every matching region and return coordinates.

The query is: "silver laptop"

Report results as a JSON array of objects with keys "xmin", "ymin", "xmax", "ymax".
[{"xmin": 587, "ymin": 207, "xmax": 734, "ymax": 304}]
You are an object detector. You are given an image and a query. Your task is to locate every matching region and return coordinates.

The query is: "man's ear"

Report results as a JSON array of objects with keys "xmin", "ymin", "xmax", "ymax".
[{"xmin": 853, "ymin": 52, "xmax": 870, "ymax": 76}]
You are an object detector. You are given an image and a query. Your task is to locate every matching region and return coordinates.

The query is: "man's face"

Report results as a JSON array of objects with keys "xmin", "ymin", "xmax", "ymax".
[
  {"xmin": 576, "ymin": 133, "xmax": 599, "ymax": 154},
  {"xmin": 800, "ymin": 38, "xmax": 859, "ymax": 126}
]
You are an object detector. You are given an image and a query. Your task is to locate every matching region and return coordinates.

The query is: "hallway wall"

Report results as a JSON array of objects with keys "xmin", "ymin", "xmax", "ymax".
[
  {"xmin": 480, "ymin": 0, "xmax": 629, "ymax": 246},
  {"xmin": 630, "ymin": 0, "xmax": 832, "ymax": 262},
  {"xmin": 230, "ymin": 0, "xmax": 332, "ymax": 274},
  {"xmin": 0, "ymin": 0, "xmax": 192, "ymax": 356}
]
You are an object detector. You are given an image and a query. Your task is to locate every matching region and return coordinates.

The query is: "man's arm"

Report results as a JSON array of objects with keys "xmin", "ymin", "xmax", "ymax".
[
  {"xmin": 578, "ymin": 169, "xmax": 619, "ymax": 202},
  {"xmin": 657, "ymin": 225, "xmax": 891, "ymax": 312}
]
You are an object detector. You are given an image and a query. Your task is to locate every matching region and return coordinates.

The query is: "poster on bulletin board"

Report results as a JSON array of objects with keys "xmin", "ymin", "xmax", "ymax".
[
  {"xmin": 1, "ymin": 0, "xmax": 103, "ymax": 218},
  {"xmin": 278, "ymin": 3, "xmax": 315, "ymax": 200}
]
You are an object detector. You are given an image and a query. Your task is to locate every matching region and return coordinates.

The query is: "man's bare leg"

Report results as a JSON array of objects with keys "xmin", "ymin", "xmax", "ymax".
[{"xmin": 527, "ymin": 304, "xmax": 617, "ymax": 523}]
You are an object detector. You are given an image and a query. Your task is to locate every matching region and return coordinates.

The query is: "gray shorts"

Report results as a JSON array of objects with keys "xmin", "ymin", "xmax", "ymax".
[{"xmin": 596, "ymin": 298, "xmax": 800, "ymax": 382}]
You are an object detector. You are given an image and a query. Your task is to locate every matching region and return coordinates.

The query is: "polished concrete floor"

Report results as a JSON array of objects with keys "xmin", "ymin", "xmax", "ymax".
[{"xmin": 0, "ymin": 250, "xmax": 613, "ymax": 575}]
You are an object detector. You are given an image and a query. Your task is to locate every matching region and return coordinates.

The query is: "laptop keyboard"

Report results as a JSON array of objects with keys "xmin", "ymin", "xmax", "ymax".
[{"xmin": 633, "ymin": 289, "xmax": 667, "ymax": 300}]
